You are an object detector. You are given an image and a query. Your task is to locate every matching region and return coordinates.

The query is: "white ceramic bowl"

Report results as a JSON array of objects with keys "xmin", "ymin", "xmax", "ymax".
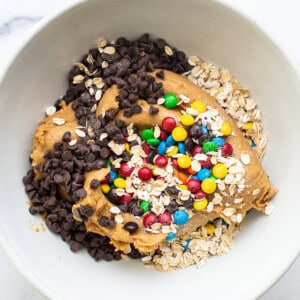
[{"xmin": 1, "ymin": 0, "xmax": 300, "ymax": 299}]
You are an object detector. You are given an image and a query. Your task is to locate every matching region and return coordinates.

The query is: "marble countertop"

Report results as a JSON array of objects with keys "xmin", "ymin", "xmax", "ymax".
[{"xmin": 0, "ymin": 0, "xmax": 299, "ymax": 299}]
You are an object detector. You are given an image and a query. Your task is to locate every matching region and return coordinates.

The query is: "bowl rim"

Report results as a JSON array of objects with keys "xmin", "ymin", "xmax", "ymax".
[{"xmin": 0, "ymin": 0, "xmax": 300, "ymax": 299}]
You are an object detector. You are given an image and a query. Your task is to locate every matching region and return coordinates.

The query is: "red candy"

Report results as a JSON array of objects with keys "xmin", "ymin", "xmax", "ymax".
[
  {"xmin": 120, "ymin": 193, "xmax": 132, "ymax": 204},
  {"xmin": 156, "ymin": 175, "xmax": 166, "ymax": 181},
  {"xmin": 200, "ymin": 157, "xmax": 212, "ymax": 169},
  {"xmin": 157, "ymin": 212, "xmax": 172, "ymax": 225},
  {"xmin": 192, "ymin": 145, "xmax": 203, "ymax": 157},
  {"xmin": 143, "ymin": 213, "xmax": 157, "ymax": 227},
  {"xmin": 119, "ymin": 163, "xmax": 134, "ymax": 177},
  {"xmin": 187, "ymin": 178, "xmax": 201, "ymax": 193},
  {"xmin": 172, "ymin": 158, "xmax": 181, "ymax": 170},
  {"xmin": 194, "ymin": 190, "xmax": 206, "ymax": 199},
  {"xmin": 161, "ymin": 117, "xmax": 176, "ymax": 132},
  {"xmin": 142, "ymin": 143, "xmax": 151, "ymax": 155},
  {"xmin": 221, "ymin": 142, "xmax": 233, "ymax": 157},
  {"xmin": 138, "ymin": 167, "xmax": 152, "ymax": 181},
  {"xmin": 155, "ymin": 155, "xmax": 168, "ymax": 167},
  {"xmin": 159, "ymin": 130, "xmax": 168, "ymax": 141},
  {"xmin": 101, "ymin": 173, "xmax": 110, "ymax": 184}
]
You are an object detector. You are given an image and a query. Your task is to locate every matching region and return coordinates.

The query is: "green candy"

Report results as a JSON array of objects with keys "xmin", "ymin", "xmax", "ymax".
[
  {"xmin": 146, "ymin": 138, "xmax": 160, "ymax": 146},
  {"xmin": 141, "ymin": 129, "xmax": 154, "ymax": 141},
  {"xmin": 106, "ymin": 160, "xmax": 112, "ymax": 167},
  {"xmin": 202, "ymin": 141, "xmax": 217, "ymax": 153},
  {"xmin": 209, "ymin": 175, "xmax": 217, "ymax": 181},
  {"xmin": 140, "ymin": 200, "xmax": 150, "ymax": 213},
  {"xmin": 164, "ymin": 93, "xmax": 178, "ymax": 109}
]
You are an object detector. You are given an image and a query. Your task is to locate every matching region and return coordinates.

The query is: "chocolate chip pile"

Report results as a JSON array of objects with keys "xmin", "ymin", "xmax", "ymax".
[{"xmin": 23, "ymin": 34, "xmax": 191, "ymax": 261}]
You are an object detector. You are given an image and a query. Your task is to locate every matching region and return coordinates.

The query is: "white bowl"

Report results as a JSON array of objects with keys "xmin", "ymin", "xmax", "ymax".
[{"xmin": 0, "ymin": 0, "xmax": 300, "ymax": 299}]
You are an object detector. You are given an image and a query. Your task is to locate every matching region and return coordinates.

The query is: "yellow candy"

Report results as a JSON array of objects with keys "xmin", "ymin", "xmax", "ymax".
[
  {"xmin": 167, "ymin": 145, "xmax": 178, "ymax": 157},
  {"xmin": 191, "ymin": 100, "xmax": 206, "ymax": 114},
  {"xmin": 221, "ymin": 122, "xmax": 232, "ymax": 136},
  {"xmin": 152, "ymin": 166, "xmax": 160, "ymax": 176},
  {"xmin": 212, "ymin": 163, "xmax": 228, "ymax": 179},
  {"xmin": 243, "ymin": 122, "xmax": 253, "ymax": 131},
  {"xmin": 177, "ymin": 155, "xmax": 192, "ymax": 169},
  {"xmin": 172, "ymin": 127, "xmax": 188, "ymax": 142},
  {"xmin": 201, "ymin": 178, "xmax": 217, "ymax": 194},
  {"xmin": 193, "ymin": 198, "xmax": 208, "ymax": 211},
  {"xmin": 114, "ymin": 178, "xmax": 126, "ymax": 189},
  {"xmin": 205, "ymin": 223, "xmax": 216, "ymax": 235},
  {"xmin": 179, "ymin": 184, "xmax": 188, "ymax": 190},
  {"xmin": 125, "ymin": 142, "xmax": 130, "ymax": 152},
  {"xmin": 100, "ymin": 184, "xmax": 110, "ymax": 194},
  {"xmin": 180, "ymin": 114, "xmax": 195, "ymax": 126}
]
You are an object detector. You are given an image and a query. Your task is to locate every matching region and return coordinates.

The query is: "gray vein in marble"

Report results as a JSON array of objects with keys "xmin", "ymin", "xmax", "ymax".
[{"xmin": 0, "ymin": 16, "xmax": 42, "ymax": 36}]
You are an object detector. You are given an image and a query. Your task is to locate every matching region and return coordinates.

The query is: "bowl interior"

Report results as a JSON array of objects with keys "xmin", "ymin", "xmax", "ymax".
[{"xmin": 0, "ymin": 0, "xmax": 300, "ymax": 299}]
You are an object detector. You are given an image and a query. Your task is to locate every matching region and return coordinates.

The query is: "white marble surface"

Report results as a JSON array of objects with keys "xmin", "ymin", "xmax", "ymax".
[{"xmin": 0, "ymin": 0, "xmax": 299, "ymax": 299}]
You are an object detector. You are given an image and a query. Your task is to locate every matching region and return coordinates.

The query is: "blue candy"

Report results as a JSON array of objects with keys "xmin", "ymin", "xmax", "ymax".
[
  {"xmin": 201, "ymin": 125, "xmax": 208, "ymax": 135},
  {"xmin": 157, "ymin": 141, "xmax": 167, "ymax": 155},
  {"xmin": 197, "ymin": 168, "xmax": 211, "ymax": 181},
  {"xmin": 191, "ymin": 175, "xmax": 198, "ymax": 179},
  {"xmin": 211, "ymin": 137, "xmax": 225, "ymax": 148},
  {"xmin": 178, "ymin": 142, "xmax": 186, "ymax": 154},
  {"xmin": 166, "ymin": 135, "xmax": 175, "ymax": 147},
  {"xmin": 109, "ymin": 170, "xmax": 118, "ymax": 184},
  {"xmin": 183, "ymin": 239, "xmax": 191, "ymax": 251},
  {"xmin": 251, "ymin": 139, "xmax": 257, "ymax": 147},
  {"xmin": 173, "ymin": 210, "xmax": 189, "ymax": 225},
  {"xmin": 222, "ymin": 219, "xmax": 229, "ymax": 227},
  {"xmin": 166, "ymin": 232, "xmax": 177, "ymax": 242}
]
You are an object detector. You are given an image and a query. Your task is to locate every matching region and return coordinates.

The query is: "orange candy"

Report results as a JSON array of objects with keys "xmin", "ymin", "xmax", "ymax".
[
  {"xmin": 187, "ymin": 167, "xmax": 197, "ymax": 175},
  {"xmin": 177, "ymin": 172, "xmax": 188, "ymax": 184}
]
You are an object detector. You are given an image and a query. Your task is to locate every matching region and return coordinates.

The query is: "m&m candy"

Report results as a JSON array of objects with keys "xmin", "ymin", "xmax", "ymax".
[
  {"xmin": 138, "ymin": 167, "xmax": 152, "ymax": 181},
  {"xmin": 201, "ymin": 178, "xmax": 217, "ymax": 194},
  {"xmin": 164, "ymin": 93, "xmax": 178, "ymax": 109},
  {"xmin": 162, "ymin": 117, "xmax": 176, "ymax": 132},
  {"xmin": 172, "ymin": 127, "xmax": 188, "ymax": 142},
  {"xmin": 173, "ymin": 210, "xmax": 189, "ymax": 225}
]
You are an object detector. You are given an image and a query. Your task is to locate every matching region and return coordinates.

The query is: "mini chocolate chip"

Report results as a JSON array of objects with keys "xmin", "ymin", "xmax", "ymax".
[
  {"xmin": 53, "ymin": 174, "xmax": 64, "ymax": 184},
  {"xmin": 131, "ymin": 205, "xmax": 143, "ymax": 216},
  {"xmin": 166, "ymin": 185, "xmax": 180, "ymax": 196},
  {"xmin": 90, "ymin": 118, "xmax": 101, "ymax": 130},
  {"xmin": 106, "ymin": 219, "xmax": 116, "ymax": 229},
  {"xmin": 62, "ymin": 150, "xmax": 73, "ymax": 161},
  {"xmin": 76, "ymin": 188, "xmax": 87, "ymax": 198},
  {"xmin": 105, "ymin": 109, "xmax": 116, "ymax": 121},
  {"xmin": 62, "ymin": 131, "xmax": 71, "ymax": 142},
  {"xmin": 90, "ymin": 179, "xmax": 100, "ymax": 189},
  {"xmin": 149, "ymin": 105, "xmax": 159, "ymax": 115},
  {"xmin": 155, "ymin": 69, "xmax": 164, "ymax": 79},
  {"xmin": 98, "ymin": 216, "xmax": 109, "ymax": 227},
  {"xmin": 123, "ymin": 109, "xmax": 134, "ymax": 118},
  {"xmin": 79, "ymin": 205, "xmax": 94, "ymax": 218},
  {"xmin": 115, "ymin": 119, "xmax": 126, "ymax": 128},
  {"xmin": 124, "ymin": 222, "xmax": 138, "ymax": 234},
  {"xmin": 90, "ymin": 144, "xmax": 101, "ymax": 153},
  {"xmin": 104, "ymin": 123, "xmax": 120, "ymax": 135},
  {"xmin": 165, "ymin": 200, "xmax": 178, "ymax": 214},
  {"xmin": 54, "ymin": 142, "xmax": 63, "ymax": 151},
  {"xmin": 85, "ymin": 152, "xmax": 96, "ymax": 163},
  {"xmin": 189, "ymin": 125, "xmax": 202, "ymax": 138},
  {"xmin": 107, "ymin": 189, "xmax": 120, "ymax": 205},
  {"xmin": 100, "ymin": 148, "xmax": 110, "ymax": 159},
  {"xmin": 184, "ymin": 137, "xmax": 194, "ymax": 153},
  {"xmin": 183, "ymin": 197, "xmax": 194, "ymax": 209},
  {"xmin": 147, "ymin": 97, "xmax": 157, "ymax": 104},
  {"xmin": 132, "ymin": 104, "xmax": 142, "ymax": 114}
]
